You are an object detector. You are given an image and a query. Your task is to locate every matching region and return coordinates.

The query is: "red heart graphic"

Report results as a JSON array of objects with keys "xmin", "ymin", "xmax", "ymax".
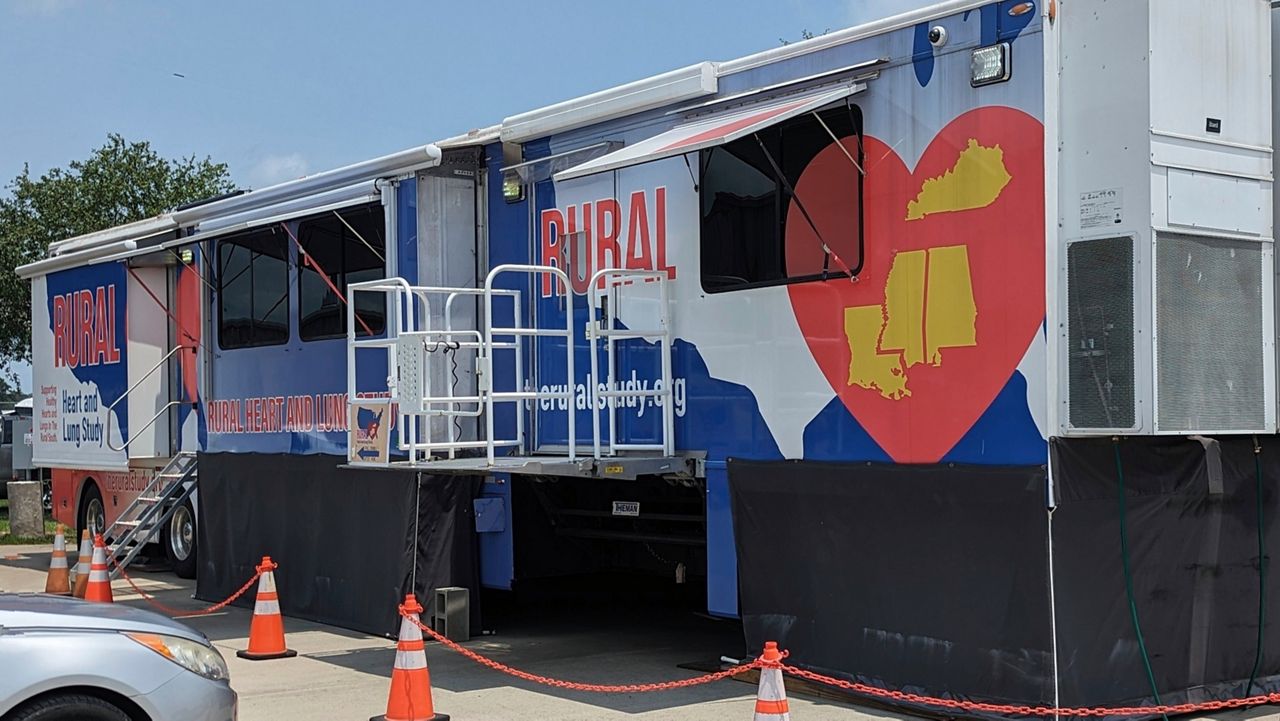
[{"xmin": 787, "ymin": 107, "xmax": 1045, "ymax": 462}]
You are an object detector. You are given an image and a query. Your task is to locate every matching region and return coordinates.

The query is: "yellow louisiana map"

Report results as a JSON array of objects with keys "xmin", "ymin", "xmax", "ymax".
[{"xmin": 844, "ymin": 139, "xmax": 1011, "ymax": 400}]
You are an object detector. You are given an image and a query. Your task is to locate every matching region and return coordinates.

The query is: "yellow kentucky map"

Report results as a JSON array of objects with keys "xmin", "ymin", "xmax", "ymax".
[{"xmin": 844, "ymin": 139, "xmax": 1010, "ymax": 400}]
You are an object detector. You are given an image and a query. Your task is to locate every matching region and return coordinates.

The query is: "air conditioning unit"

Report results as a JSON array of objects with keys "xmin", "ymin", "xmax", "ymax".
[
  {"xmin": 1057, "ymin": 0, "xmax": 1275, "ymax": 436},
  {"xmin": 1064, "ymin": 236, "xmax": 1137, "ymax": 432},
  {"xmin": 1152, "ymin": 233, "xmax": 1269, "ymax": 433},
  {"xmin": 1063, "ymin": 232, "xmax": 1273, "ymax": 435}
]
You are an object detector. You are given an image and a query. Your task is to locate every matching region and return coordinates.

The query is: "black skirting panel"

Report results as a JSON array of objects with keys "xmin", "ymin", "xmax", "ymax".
[
  {"xmin": 729, "ymin": 458, "xmax": 1054, "ymax": 711},
  {"xmin": 195, "ymin": 452, "xmax": 480, "ymax": 637},
  {"xmin": 1051, "ymin": 437, "xmax": 1280, "ymax": 710},
  {"xmin": 730, "ymin": 442, "xmax": 1280, "ymax": 717}
]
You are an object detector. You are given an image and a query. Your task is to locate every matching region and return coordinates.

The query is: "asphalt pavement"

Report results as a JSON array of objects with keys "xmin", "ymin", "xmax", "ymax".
[{"xmin": 1, "ymin": 544, "xmax": 1278, "ymax": 721}]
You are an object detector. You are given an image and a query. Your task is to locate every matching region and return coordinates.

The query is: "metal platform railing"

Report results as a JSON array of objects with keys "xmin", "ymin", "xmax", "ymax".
[
  {"xmin": 347, "ymin": 278, "xmax": 521, "ymax": 463},
  {"xmin": 347, "ymin": 263, "xmax": 675, "ymax": 469},
  {"xmin": 482, "ymin": 264, "xmax": 577, "ymax": 464},
  {"xmin": 587, "ymin": 268, "xmax": 674, "ymax": 458}
]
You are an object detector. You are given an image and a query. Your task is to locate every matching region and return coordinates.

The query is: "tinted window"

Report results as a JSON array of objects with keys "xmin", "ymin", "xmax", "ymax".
[
  {"xmin": 700, "ymin": 103, "xmax": 863, "ymax": 292},
  {"xmin": 217, "ymin": 228, "xmax": 290, "ymax": 349},
  {"xmin": 297, "ymin": 204, "xmax": 386, "ymax": 340}
]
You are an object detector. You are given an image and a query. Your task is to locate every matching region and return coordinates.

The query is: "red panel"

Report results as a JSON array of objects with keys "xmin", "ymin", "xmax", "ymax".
[{"xmin": 50, "ymin": 468, "xmax": 77, "ymax": 527}]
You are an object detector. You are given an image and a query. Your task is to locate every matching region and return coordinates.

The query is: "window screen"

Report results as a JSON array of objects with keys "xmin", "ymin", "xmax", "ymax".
[
  {"xmin": 297, "ymin": 204, "xmax": 386, "ymax": 340},
  {"xmin": 699, "ymin": 104, "xmax": 863, "ymax": 292},
  {"xmin": 217, "ymin": 228, "xmax": 290, "ymax": 350},
  {"xmin": 1066, "ymin": 237, "xmax": 1135, "ymax": 429}
]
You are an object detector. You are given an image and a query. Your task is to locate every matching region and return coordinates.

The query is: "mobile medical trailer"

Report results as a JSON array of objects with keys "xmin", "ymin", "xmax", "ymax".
[{"xmin": 21, "ymin": 0, "xmax": 1280, "ymax": 713}]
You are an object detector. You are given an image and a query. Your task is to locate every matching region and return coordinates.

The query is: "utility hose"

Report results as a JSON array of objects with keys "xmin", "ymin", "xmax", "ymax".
[
  {"xmin": 1247, "ymin": 444, "xmax": 1268, "ymax": 696},
  {"xmin": 1112, "ymin": 440, "xmax": 1168, "ymax": 720}
]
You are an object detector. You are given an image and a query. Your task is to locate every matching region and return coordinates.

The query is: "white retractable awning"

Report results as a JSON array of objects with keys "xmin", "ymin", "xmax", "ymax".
[
  {"xmin": 554, "ymin": 82, "xmax": 865, "ymax": 182},
  {"xmin": 71, "ymin": 184, "xmax": 382, "ymax": 268}
]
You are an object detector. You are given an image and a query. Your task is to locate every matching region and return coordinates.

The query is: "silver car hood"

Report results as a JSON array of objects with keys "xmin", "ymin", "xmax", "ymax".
[{"xmin": 0, "ymin": 593, "xmax": 208, "ymax": 644}]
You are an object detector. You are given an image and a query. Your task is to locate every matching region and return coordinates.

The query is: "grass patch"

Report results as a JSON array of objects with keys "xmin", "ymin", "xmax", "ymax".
[{"xmin": 0, "ymin": 497, "xmax": 57, "ymax": 545}]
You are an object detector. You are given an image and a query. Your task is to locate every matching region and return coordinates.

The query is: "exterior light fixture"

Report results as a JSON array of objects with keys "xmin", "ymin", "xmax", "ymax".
[{"xmin": 971, "ymin": 43, "xmax": 1012, "ymax": 87}]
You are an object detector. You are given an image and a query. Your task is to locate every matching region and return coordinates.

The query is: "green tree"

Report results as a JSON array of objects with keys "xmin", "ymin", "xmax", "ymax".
[
  {"xmin": 0, "ymin": 375, "xmax": 24, "ymax": 408},
  {"xmin": 0, "ymin": 134, "xmax": 234, "ymax": 369},
  {"xmin": 779, "ymin": 28, "xmax": 831, "ymax": 45}
]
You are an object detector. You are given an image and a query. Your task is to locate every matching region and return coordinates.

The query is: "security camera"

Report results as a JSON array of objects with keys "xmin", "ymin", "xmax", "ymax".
[{"xmin": 928, "ymin": 26, "xmax": 948, "ymax": 48}]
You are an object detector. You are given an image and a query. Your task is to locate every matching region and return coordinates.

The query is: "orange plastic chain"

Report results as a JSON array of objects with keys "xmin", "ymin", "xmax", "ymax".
[
  {"xmin": 398, "ymin": 606, "xmax": 1280, "ymax": 715},
  {"xmin": 779, "ymin": 665, "xmax": 1280, "ymax": 717},
  {"xmin": 110, "ymin": 557, "xmax": 266, "ymax": 619},
  {"xmin": 402, "ymin": 608, "xmax": 766, "ymax": 693}
]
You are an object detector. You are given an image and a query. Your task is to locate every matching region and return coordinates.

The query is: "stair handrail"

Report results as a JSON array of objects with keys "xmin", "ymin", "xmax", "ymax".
[{"xmin": 106, "ymin": 345, "xmax": 196, "ymax": 453}]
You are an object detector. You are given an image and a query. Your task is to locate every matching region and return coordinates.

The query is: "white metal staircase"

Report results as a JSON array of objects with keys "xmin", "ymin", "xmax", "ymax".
[
  {"xmin": 347, "ymin": 264, "xmax": 689, "ymax": 478},
  {"xmin": 103, "ymin": 451, "xmax": 198, "ymax": 579}
]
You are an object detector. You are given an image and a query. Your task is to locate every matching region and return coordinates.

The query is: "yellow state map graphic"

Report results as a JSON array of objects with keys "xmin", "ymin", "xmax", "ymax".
[
  {"xmin": 843, "ymin": 137, "xmax": 1008, "ymax": 400},
  {"xmin": 905, "ymin": 138, "xmax": 1011, "ymax": 221}
]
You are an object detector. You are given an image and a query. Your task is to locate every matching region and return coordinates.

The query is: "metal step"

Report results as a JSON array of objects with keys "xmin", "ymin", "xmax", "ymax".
[{"xmin": 105, "ymin": 453, "xmax": 199, "ymax": 579}]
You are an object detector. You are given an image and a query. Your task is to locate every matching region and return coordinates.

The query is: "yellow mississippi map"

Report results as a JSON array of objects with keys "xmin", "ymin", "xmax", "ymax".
[{"xmin": 844, "ymin": 139, "xmax": 1009, "ymax": 400}]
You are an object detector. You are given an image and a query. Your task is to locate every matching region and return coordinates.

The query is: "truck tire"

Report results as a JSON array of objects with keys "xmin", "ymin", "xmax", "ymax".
[
  {"xmin": 7, "ymin": 692, "xmax": 131, "ymax": 721},
  {"xmin": 77, "ymin": 482, "xmax": 105, "ymax": 540},
  {"xmin": 165, "ymin": 498, "xmax": 197, "ymax": 579}
]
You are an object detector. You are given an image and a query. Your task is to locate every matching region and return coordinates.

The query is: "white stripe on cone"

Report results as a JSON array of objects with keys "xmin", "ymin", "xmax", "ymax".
[
  {"xmin": 258, "ymin": 571, "xmax": 277, "ymax": 595},
  {"xmin": 394, "ymin": 650, "xmax": 429, "ymax": 670},
  {"xmin": 76, "ymin": 539, "xmax": 91, "ymax": 574},
  {"xmin": 754, "ymin": 667, "xmax": 790, "ymax": 721},
  {"xmin": 394, "ymin": 611, "xmax": 429, "ymax": 671},
  {"xmin": 88, "ymin": 543, "xmax": 108, "ymax": 581},
  {"xmin": 50, "ymin": 531, "xmax": 67, "ymax": 569},
  {"xmin": 398, "ymin": 615, "xmax": 423, "ymax": 643},
  {"xmin": 254, "ymin": 599, "xmax": 281, "ymax": 615}
]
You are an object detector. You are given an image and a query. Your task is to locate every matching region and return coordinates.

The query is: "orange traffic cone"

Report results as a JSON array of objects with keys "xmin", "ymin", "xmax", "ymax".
[
  {"xmin": 84, "ymin": 534, "xmax": 113, "ymax": 603},
  {"xmin": 753, "ymin": 642, "xmax": 790, "ymax": 720},
  {"xmin": 44, "ymin": 524, "xmax": 71, "ymax": 595},
  {"xmin": 73, "ymin": 530, "xmax": 91, "ymax": 598},
  {"xmin": 236, "ymin": 556, "xmax": 296, "ymax": 660},
  {"xmin": 371, "ymin": 594, "xmax": 448, "ymax": 721}
]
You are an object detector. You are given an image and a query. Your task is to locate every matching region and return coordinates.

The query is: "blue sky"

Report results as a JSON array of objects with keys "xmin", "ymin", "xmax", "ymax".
[{"xmin": 0, "ymin": 0, "xmax": 924, "ymax": 391}]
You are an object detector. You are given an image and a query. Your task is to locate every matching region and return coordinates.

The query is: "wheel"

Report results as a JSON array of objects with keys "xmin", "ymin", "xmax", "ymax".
[
  {"xmin": 165, "ymin": 498, "xmax": 197, "ymax": 579},
  {"xmin": 77, "ymin": 482, "xmax": 105, "ymax": 541},
  {"xmin": 7, "ymin": 692, "xmax": 131, "ymax": 721}
]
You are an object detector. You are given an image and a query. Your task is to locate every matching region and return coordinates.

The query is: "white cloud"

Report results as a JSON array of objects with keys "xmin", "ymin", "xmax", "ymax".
[
  {"xmin": 848, "ymin": 0, "xmax": 930, "ymax": 25},
  {"xmin": 247, "ymin": 153, "xmax": 309, "ymax": 189}
]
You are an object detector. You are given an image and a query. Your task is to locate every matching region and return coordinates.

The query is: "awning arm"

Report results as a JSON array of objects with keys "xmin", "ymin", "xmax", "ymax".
[
  {"xmin": 752, "ymin": 132, "xmax": 858, "ymax": 281},
  {"xmin": 126, "ymin": 266, "xmax": 213, "ymax": 356},
  {"xmin": 167, "ymin": 246, "xmax": 218, "ymax": 294},
  {"xmin": 811, "ymin": 108, "xmax": 864, "ymax": 175},
  {"xmin": 331, "ymin": 210, "xmax": 384, "ymax": 264},
  {"xmin": 278, "ymin": 222, "xmax": 375, "ymax": 337}
]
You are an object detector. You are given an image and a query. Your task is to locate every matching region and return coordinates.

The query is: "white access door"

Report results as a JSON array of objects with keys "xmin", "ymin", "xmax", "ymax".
[
  {"xmin": 418, "ymin": 168, "xmax": 480, "ymax": 443},
  {"xmin": 124, "ymin": 265, "xmax": 172, "ymax": 459}
]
